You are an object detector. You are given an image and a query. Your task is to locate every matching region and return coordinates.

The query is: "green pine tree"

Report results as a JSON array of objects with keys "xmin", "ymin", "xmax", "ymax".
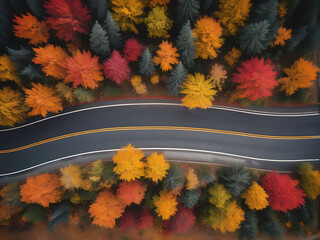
[
  {"xmin": 23, "ymin": 204, "xmax": 46, "ymax": 224},
  {"xmin": 286, "ymin": 26, "xmax": 307, "ymax": 51},
  {"xmin": 176, "ymin": 0, "xmax": 200, "ymax": 26},
  {"xmin": 166, "ymin": 62, "xmax": 187, "ymax": 97},
  {"xmin": 176, "ymin": 20, "xmax": 196, "ymax": 68},
  {"xmin": 21, "ymin": 64, "xmax": 42, "ymax": 80},
  {"xmin": 239, "ymin": 210, "xmax": 258, "ymax": 240},
  {"xmin": 104, "ymin": 11, "xmax": 122, "ymax": 50},
  {"xmin": 181, "ymin": 190, "xmax": 200, "ymax": 209},
  {"xmin": 87, "ymin": 0, "xmax": 108, "ymax": 21},
  {"xmin": 301, "ymin": 24, "xmax": 320, "ymax": 51},
  {"xmin": 139, "ymin": 48, "xmax": 155, "ymax": 76},
  {"xmin": 7, "ymin": 46, "xmax": 34, "ymax": 72},
  {"xmin": 259, "ymin": 208, "xmax": 283, "ymax": 238},
  {"xmin": 48, "ymin": 203, "xmax": 71, "ymax": 231},
  {"xmin": 254, "ymin": 0, "xmax": 278, "ymax": 23},
  {"xmin": 90, "ymin": 20, "xmax": 110, "ymax": 57},
  {"xmin": 26, "ymin": 0, "xmax": 44, "ymax": 18},
  {"xmin": 163, "ymin": 163, "xmax": 184, "ymax": 191}
]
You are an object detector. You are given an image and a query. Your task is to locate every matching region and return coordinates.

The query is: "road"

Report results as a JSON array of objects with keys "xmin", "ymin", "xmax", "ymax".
[{"xmin": 0, "ymin": 99, "xmax": 319, "ymax": 182}]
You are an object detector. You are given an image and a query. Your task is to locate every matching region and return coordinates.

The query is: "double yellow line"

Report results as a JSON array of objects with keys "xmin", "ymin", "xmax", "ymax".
[{"xmin": 0, "ymin": 126, "xmax": 318, "ymax": 153}]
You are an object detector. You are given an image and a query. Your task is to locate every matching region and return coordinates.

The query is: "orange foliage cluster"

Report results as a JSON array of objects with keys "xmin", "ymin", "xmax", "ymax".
[
  {"xmin": 153, "ymin": 190, "xmax": 178, "ymax": 220},
  {"xmin": 153, "ymin": 41, "xmax": 179, "ymax": 71},
  {"xmin": 0, "ymin": 201, "xmax": 23, "ymax": 225},
  {"xmin": 117, "ymin": 181, "xmax": 147, "ymax": 206},
  {"xmin": 272, "ymin": 27, "xmax": 292, "ymax": 47},
  {"xmin": 0, "ymin": 55, "xmax": 20, "ymax": 83},
  {"xmin": 224, "ymin": 47, "xmax": 241, "ymax": 66}
]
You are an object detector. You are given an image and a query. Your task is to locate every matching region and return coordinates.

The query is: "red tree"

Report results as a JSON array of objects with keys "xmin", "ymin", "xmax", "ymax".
[
  {"xmin": 123, "ymin": 38, "xmax": 144, "ymax": 62},
  {"xmin": 231, "ymin": 57, "xmax": 278, "ymax": 101},
  {"xmin": 137, "ymin": 209, "xmax": 154, "ymax": 230},
  {"xmin": 44, "ymin": 0, "xmax": 91, "ymax": 43},
  {"xmin": 261, "ymin": 172, "xmax": 306, "ymax": 212},
  {"xmin": 103, "ymin": 50, "xmax": 131, "ymax": 84},
  {"xmin": 119, "ymin": 209, "xmax": 136, "ymax": 230},
  {"xmin": 116, "ymin": 181, "xmax": 146, "ymax": 206},
  {"xmin": 171, "ymin": 207, "xmax": 195, "ymax": 234}
]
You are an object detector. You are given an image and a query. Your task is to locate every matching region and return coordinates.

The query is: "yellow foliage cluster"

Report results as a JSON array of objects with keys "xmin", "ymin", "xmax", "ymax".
[
  {"xmin": 215, "ymin": 0, "xmax": 252, "ymax": 36},
  {"xmin": 279, "ymin": 58, "xmax": 319, "ymax": 95},
  {"xmin": 209, "ymin": 64, "xmax": 227, "ymax": 91},
  {"xmin": 55, "ymin": 82, "xmax": 75, "ymax": 103},
  {"xmin": 279, "ymin": 2, "xmax": 287, "ymax": 18},
  {"xmin": 224, "ymin": 47, "xmax": 241, "ymax": 67},
  {"xmin": 272, "ymin": 27, "xmax": 292, "ymax": 47},
  {"xmin": 144, "ymin": 7, "xmax": 173, "ymax": 38},
  {"xmin": 181, "ymin": 73, "xmax": 217, "ymax": 109},
  {"xmin": 298, "ymin": 163, "xmax": 320, "ymax": 200},
  {"xmin": 194, "ymin": 16, "xmax": 224, "ymax": 59},
  {"xmin": 153, "ymin": 41, "xmax": 179, "ymax": 71},
  {"xmin": 111, "ymin": 0, "xmax": 144, "ymax": 34},
  {"xmin": 242, "ymin": 181, "xmax": 269, "ymax": 210},
  {"xmin": 134, "ymin": 82, "xmax": 148, "ymax": 95},
  {"xmin": 60, "ymin": 164, "xmax": 84, "ymax": 189},
  {"xmin": 131, "ymin": 75, "xmax": 142, "ymax": 87},
  {"xmin": 0, "ymin": 55, "xmax": 20, "ymax": 84},
  {"xmin": 208, "ymin": 184, "xmax": 231, "ymax": 208},
  {"xmin": 113, "ymin": 144, "xmax": 145, "ymax": 181},
  {"xmin": 150, "ymin": 74, "xmax": 159, "ymax": 84},
  {"xmin": 153, "ymin": 190, "xmax": 178, "ymax": 220},
  {"xmin": 0, "ymin": 87, "xmax": 28, "ymax": 127},
  {"xmin": 145, "ymin": 152, "xmax": 170, "ymax": 182},
  {"xmin": 13, "ymin": 12, "xmax": 49, "ymax": 45},
  {"xmin": 186, "ymin": 168, "xmax": 199, "ymax": 190}
]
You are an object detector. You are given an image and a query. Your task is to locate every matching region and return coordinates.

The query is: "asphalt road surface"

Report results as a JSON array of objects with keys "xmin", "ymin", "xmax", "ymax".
[{"xmin": 0, "ymin": 99, "xmax": 319, "ymax": 182}]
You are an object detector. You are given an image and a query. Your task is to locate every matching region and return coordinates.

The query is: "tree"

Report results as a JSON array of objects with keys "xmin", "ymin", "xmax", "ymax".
[
  {"xmin": 32, "ymin": 44, "xmax": 69, "ymax": 79},
  {"xmin": 20, "ymin": 64, "xmax": 42, "ymax": 80},
  {"xmin": 87, "ymin": 0, "xmax": 108, "ymax": 21},
  {"xmin": 278, "ymin": 58, "xmax": 318, "ymax": 96},
  {"xmin": 186, "ymin": 168, "xmax": 199, "ymax": 190},
  {"xmin": 0, "ymin": 55, "xmax": 20, "ymax": 84},
  {"xmin": 272, "ymin": 27, "xmax": 292, "ymax": 47},
  {"xmin": 198, "ymin": 166, "xmax": 216, "ymax": 187},
  {"xmin": 176, "ymin": 0, "xmax": 199, "ymax": 26},
  {"xmin": 104, "ymin": 11, "xmax": 122, "ymax": 49},
  {"xmin": 261, "ymin": 172, "xmax": 306, "ymax": 212},
  {"xmin": 169, "ymin": 207, "xmax": 196, "ymax": 234},
  {"xmin": 224, "ymin": 47, "xmax": 241, "ymax": 67},
  {"xmin": 239, "ymin": 21, "xmax": 271, "ymax": 56},
  {"xmin": 44, "ymin": 0, "xmax": 92, "ymax": 43},
  {"xmin": 163, "ymin": 163, "xmax": 184, "ymax": 191},
  {"xmin": 219, "ymin": 165, "xmax": 251, "ymax": 197},
  {"xmin": 209, "ymin": 63, "xmax": 227, "ymax": 91},
  {"xmin": 153, "ymin": 190, "xmax": 178, "ymax": 220},
  {"xmin": 56, "ymin": 83, "xmax": 75, "ymax": 103},
  {"xmin": 48, "ymin": 203, "xmax": 71, "ymax": 230},
  {"xmin": 0, "ymin": 182, "xmax": 23, "ymax": 206},
  {"xmin": 119, "ymin": 209, "xmax": 137, "ymax": 230},
  {"xmin": 0, "ymin": 87, "xmax": 28, "ymax": 127},
  {"xmin": 231, "ymin": 57, "xmax": 278, "ymax": 101},
  {"xmin": 23, "ymin": 204, "xmax": 46, "ymax": 224},
  {"xmin": 27, "ymin": 0, "xmax": 44, "ymax": 18},
  {"xmin": 181, "ymin": 73, "xmax": 216, "ymax": 109},
  {"xmin": 113, "ymin": 144, "xmax": 145, "ymax": 181},
  {"xmin": 139, "ymin": 48, "xmax": 155, "ymax": 76},
  {"xmin": 238, "ymin": 211, "xmax": 258, "ymax": 240},
  {"xmin": 150, "ymin": 74, "xmax": 159, "ymax": 84},
  {"xmin": 24, "ymin": 83, "xmax": 63, "ymax": 117},
  {"xmin": 254, "ymin": 0, "xmax": 278, "ymax": 23},
  {"xmin": 111, "ymin": 0, "xmax": 144, "ymax": 34},
  {"xmin": 7, "ymin": 46, "xmax": 34, "ymax": 72},
  {"xmin": 88, "ymin": 190, "xmax": 125, "ymax": 228},
  {"xmin": 176, "ymin": 21, "xmax": 196, "ymax": 68},
  {"xmin": 89, "ymin": 160, "xmax": 117, "ymax": 184},
  {"xmin": 20, "ymin": 173, "xmax": 63, "ymax": 207},
  {"xmin": 74, "ymin": 88, "xmax": 94, "ymax": 103},
  {"xmin": 204, "ymin": 200, "xmax": 245, "ymax": 233},
  {"xmin": 137, "ymin": 209, "xmax": 154, "ymax": 230},
  {"xmin": 181, "ymin": 190, "xmax": 200, "ymax": 209},
  {"xmin": 297, "ymin": 163, "xmax": 320, "ymax": 200},
  {"xmin": 144, "ymin": 6, "xmax": 173, "ymax": 39},
  {"xmin": 13, "ymin": 12, "xmax": 49, "ymax": 45},
  {"xmin": 145, "ymin": 152, "xmax": 170, "ymax": 182},
  {"xmin": 193, "ymin": 16, "xmax": 224, "ymax": 59},
  {"xmin": 259, "ymin": 208, "xmax": 283, "ymax": 238},
  {"xmin": 0, "ymin": 201, "xmax": 23, "ymax": 225},
  {"xmin": 123, "ymin": 38, "xmax": 144, "ymax": 62},
  {"xmin": 103, "ymin": 50, "xmax": 131, "ymax": 84},
  {"xmin": 89, "ymin": 21, "xmax": 110, "ymax": 57},
  {"xmin": 286, "ymin": 26, "xmax": 307, "ymax": 51},
  {"xmin": 214, "ymin": 0, "xmax": 252, "ymax": 36},
  {"xmin": 64, "ymin": 50, "xmax": 104, "ymax": 89},
  {"xmin": 153, "ymin": 41, "xmax": 179, "ymax": 71},
  {"xmin": 208, "ymin": 184, "xmax": 231, "ymax": 208},
  {"xmin": 117, "ymin": 181, "xmax": 146, "ymax": 206},
  {"xmin": 60, "ymin": 164, "xmax": 83, "ymax": 190},
  {"xmin": 166, "ymin": 62, "xmax": 187, "ymax": 97},
  {"xmin": 242, "ymin": 181, "xmax": 269, "ymax": 210}
]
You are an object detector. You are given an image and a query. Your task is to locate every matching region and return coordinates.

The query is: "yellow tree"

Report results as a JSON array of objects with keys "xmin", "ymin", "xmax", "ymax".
[
  {"xmin": 13, "ymin": 12, "xmax": 49, "ymax": 45},
  {"xmin": 279, "ymin": 58, "xmax": 319, "ymax": 95},
  {"xmin": 144, "ymin": 7, "xmax": 173, "ymax": 38},
  {"xmin": 298, "ymin": 163, "xmax": 320, "ymax": 200},
  {"xmin": 113, "ymin": 144, "xmax": 145, "ymax": 181},
  {"xmin": 153, "ymin": 190, "xmax": 178, "ymax": 220},
  {"xmin": 224, "ymin": 47, "xmax": 241, "ymax": 67},
  {"xmin": 214, "ymin": 0, "xmax": 252, "ymax": 36},
  {"xmin": 60, "ymin": 164, "xmax": 83, "ymax": 189},
  {"xmin": 181, "ymin": 73, "xmax": 217, "ymax": 109},
  {"xmin": 111, "ymin": 0, "xmax": 144, "ymax": 34},
  {"xmin": 186, "ymin": 168, "xmax": 199, "ymax": 190},
  {"xmin": 272, "ymin": 27, "xmax": 292, "ymax": 47},
  {"xmin": 193, "ymin": 16, "xmax": 224, "ymax": 59},
  {"xmin": 24, "ymin": 83, "xmax": 63, "ymax": 117},
  {"xmin": 153, "ymin": 41, "xmax": 179, "ymax": 71},
  {"xmin": 0, "ymin": 55, "xmax": 20, "ymax": 84},
  {"xmin": 242, "ymin": 181, "xmax": 269, "ymax": 210},
  {"xmin": 208, "ymin": 184, "xmax": 231, "ymax": 208},
  {"xmin": 0, "ymin": 87, "xmax": 28, "ymax": 126},
  {"xmin": 209, "ymin": 63, "xmax": 227, "ymax": 91},
  {"xmin": 145, "ymin": 152, "xmax": 170, "ymax": 182}
]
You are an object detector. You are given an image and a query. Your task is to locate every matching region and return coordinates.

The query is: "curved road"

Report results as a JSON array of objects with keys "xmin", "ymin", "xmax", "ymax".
[{"xmin": 0, "ymin": 99, "xmax": 319, "ymax": 182}]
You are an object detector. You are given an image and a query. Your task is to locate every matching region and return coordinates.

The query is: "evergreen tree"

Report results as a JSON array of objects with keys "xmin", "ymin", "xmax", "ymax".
[
  {"xmin": 90, "ymin": 20, "xmax": 110, "ymax": 57},
  {"xmin": 254, "ymin": 0, "xmax": 278, "ymax": 23},
  {"xmin": 23, "ymin": 204, "xmax": 46, "ymax": 224},
  {"xmin": 181, "ymin": 190, "xmax": 200, "ymax": 209},
  {"xmin": 139, "ymin": 48, "xmax": 155, "ymax": 76},
  {"xmin": 286, "ymin": 0, "xmax": 300, "ymax": 18},
  {"xmin": 301, "ymin": 24, "xmax": 320, "ymax": 51},
  {"xmin": 166, "ymin": 62, "xmax": 187, "ymax": 97},
  {"xmin": 48, "ymin": 203, "xmax": 71, "ymax": 230},
  {"xmin": 26, "ymin": 0, "xmax": 44, "ymax": 18},
  {"xmin": 259, "ymin": 208, "xmax": 283, "ymax": 238},
  {"xmin": 201, "ymin": 0, "xmax": 214, "ymax": 10},
  {"xmin": 163, "ymin": 163, "xmax": 184, "ymax": 191},
  {"xmin": 104, "ymin": 11, "xmax": 122, "ymax": 50},
  {"xmin": 176, "ymin": 21, "xmax": 196, "ymax": 68},
  {"xmin": 176, "ymin": 0, "xmax": 200, "ymax": 26},
  {"xmin": 239, "ymin": 20, "xmax": 270, "ymax": 55},
  {"xmin": 87, "ymin": 0, "xmax": 108, "ymax": 21},
  {"xmin": 239, "ymin": 210, "xmax": 258, "ymax": 240},
  {"xmin": 286, "ymin": 26, "xmax": 307, "ymax": 51},
  {"xmin": 21, "ymin": 64, "xmax": 42, "ymax": 80},
  {"xmin": 7, "ymin": 46, "xmax": 33, "ymax": 72}
]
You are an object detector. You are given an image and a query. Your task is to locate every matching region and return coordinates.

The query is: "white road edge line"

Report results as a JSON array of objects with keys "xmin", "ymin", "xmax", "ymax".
[
  {"xmin": 0, "ymin": 147, "xmax": 318, "ymax": 177},
  {"xmin": 0, "ymin": 102, "xmax": 319, "ymax": 132}
]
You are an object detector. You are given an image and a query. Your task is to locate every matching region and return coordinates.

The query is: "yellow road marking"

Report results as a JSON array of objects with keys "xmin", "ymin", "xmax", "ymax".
[{"xmin": 0, "ymin": 126, "xmax": 318, "ymax": 153}]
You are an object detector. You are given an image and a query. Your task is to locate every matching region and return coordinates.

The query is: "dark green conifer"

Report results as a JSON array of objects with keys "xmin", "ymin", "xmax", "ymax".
[
  {"xmin": 166, "ymin": 62, "xmax": 187, "ymax": 97},
  {"xmin": 181, "ymin": 190, "xmax": 200, "ymax": 209},
  {"xmin": 48, "ymin": 203, "xmax": 71, "ymax": 230},
  {"xmin": 163, "ymin": 163, "xmax": 184, "ymax": 191},
  {"xmin": 26, "ymin": 0, "xmax": 44, "ymax": 18},
  {"xmin": 87, "ymin": 0, "xmax": 108, "ymax": 21},
  {"xmin": 23, "ymin": 204, "xmax": 46, "ymax": 224},
  {"xmin": 239, "ymin": 210, "xmax": 258, "ymax": 240},
  {"xmin": 90, "ymin": 20, "xmax": 110, "ymax": 57},
  {"xmin": 176, "ymin": 0, "xmax": 200, "ymax": 26},
  {"xmin": 139, "ymin": 48, "xmax": 155, "ymax": 76},
  {"xmin": 176, "ymin": 21, "xmax": 196, "ymax": 68},
  {"xmin": 104, "ymin": 11, "xmax": 122, "ymax": 50}
]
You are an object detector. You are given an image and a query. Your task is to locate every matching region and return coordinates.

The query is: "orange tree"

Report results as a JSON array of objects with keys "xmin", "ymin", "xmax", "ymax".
[
  {"xmin": 145, "ymin": 152, "xmax": 170, "ymax": 182},
  {"xmin": 117, "ymin": 181, "xmax": 146, "ymax": 206},
  {"xmin": 186, "ymin": 168, "xmax": 199, "ymax": 190},
  {"xmin": 153, "ymin": 41, "xmax": 179, "ymax": 71},
  {"xmin": 0, "ymin": 55, "xmax": 20, "ymax": 84},
  {"xmin": 272, "ymin": 27, "xmax": 292, "ymax": 47}
]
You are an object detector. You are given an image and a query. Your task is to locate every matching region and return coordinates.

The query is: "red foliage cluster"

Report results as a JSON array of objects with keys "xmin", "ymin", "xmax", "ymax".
[
  {"xmin": 119, "ymin": 210, "xmax": 136, "ymax": 230},
  {"xmin": 44, "ymin": 0, "xmax": 92, "ymax": 43},
  {"xmin": 119, "ymin": 208, "xmax": 154, "ymax": 230},
  {"xmin": 103, "ymin": 50, "xmax": 131, "ymax": 84},
  {"xmin": 123, "ymin": 38, "xmax": 144, "ymax": 62},
  {"xmin": 231, "ymin": 57, "xmax": 278, "ymax": 101},
  {"xmin": 137, "ymin": 209, "xmax": 154, "ymax": 230},
  {"xmin": 261, "ymin": 172, "xmax": 306, "ymax": 212}
]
